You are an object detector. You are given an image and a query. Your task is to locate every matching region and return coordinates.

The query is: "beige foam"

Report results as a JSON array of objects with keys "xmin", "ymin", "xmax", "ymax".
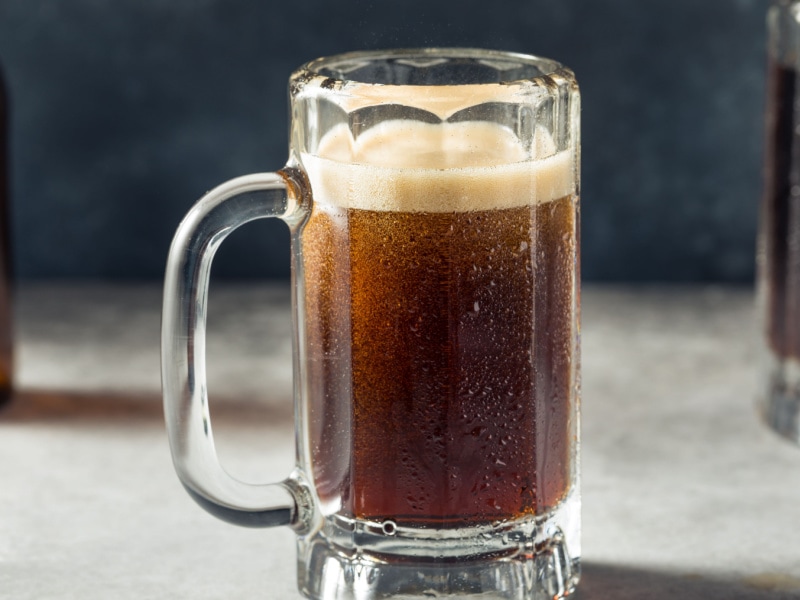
[{"xmin": 302, "ymin": 120, "xmax": 575, "ymax": 213}]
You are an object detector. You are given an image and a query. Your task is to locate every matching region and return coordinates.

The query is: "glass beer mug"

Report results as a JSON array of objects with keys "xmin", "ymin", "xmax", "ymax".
[{"xmin": 162, "ymin": 49, "xmax": 581, "ymax": 599}]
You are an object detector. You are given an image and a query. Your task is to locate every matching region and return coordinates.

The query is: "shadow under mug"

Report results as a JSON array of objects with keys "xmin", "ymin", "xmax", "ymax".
[{"xmin": 161, "ymin": 48, "xmax": 581, "ymax": 600}]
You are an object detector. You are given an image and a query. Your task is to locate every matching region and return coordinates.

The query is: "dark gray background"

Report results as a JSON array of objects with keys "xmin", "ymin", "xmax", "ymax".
[{"xmin": 0, "ymin": 0, "xmax": 768, "ymax": 281}]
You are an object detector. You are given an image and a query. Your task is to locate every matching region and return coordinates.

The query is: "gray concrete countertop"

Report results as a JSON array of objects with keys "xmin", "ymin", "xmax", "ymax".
[{"xmin": 2, "ymin": 284, "xmax": 800, "ymax": 599}]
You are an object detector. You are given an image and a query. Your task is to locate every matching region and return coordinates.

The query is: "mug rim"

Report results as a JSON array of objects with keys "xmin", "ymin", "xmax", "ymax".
[{"xmin": 294, "ymin": 48, "xmax": 570, "ymax": 88}]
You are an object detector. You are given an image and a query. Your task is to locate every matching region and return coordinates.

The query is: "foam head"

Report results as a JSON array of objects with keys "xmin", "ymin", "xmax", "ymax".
[{"xmin": 302, "ymin": 120, "xmax": 575, "ymax": 213}]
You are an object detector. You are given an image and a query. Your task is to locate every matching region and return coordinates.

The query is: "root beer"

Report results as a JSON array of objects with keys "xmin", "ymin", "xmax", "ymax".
[
  {"xmin": 301, "ymin": 119, "xmax": 578, "ymax": 527},
  {"xmin": 762, "ymin": 58, "xmax": 800, "ymax": 362}
]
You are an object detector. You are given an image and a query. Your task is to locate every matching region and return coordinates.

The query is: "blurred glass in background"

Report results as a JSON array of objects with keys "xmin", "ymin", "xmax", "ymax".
[
  {"xmin": 0, "ymin": 60, "xmax": 13, "ymax": 404},
  {"xmin": 758, "ymin": 0, "xmax": 800, "ymax": 443}
]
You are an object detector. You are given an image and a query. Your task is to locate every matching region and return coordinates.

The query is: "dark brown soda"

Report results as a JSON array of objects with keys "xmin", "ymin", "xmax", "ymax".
[
  {"xmin": 762, "ymin": 58, "xmax": 800, "ymax": 361},
  {"xmin": 302, "ymin": 197, "xmax": 577, "ymax": 527},
  {"xmin": 0, "ymin": 66, "xmax": 12, "ymax": 405}
]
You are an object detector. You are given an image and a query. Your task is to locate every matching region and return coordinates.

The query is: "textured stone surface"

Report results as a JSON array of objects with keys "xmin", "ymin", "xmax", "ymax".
[{"xmin": 3, "ymin": 284, "xmax": 800, "ymax": 599}]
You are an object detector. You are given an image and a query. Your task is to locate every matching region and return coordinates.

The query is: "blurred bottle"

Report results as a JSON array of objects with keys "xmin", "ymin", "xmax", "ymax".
[
  {"xmin": 759, "ymin": 0, "xmax": 800, "ymax": 441},
  {"xmin": 0, "ymin": 63, "xmax": 13, "ymax": 405}
]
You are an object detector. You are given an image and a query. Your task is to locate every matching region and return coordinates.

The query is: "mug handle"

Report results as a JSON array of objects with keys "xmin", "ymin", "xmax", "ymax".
[{"xmin": 161, "ymin": 168, "xmax": 313, "ymax": 531}]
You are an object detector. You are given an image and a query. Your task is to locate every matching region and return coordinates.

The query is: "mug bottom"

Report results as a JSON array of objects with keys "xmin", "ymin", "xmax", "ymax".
[
  {"xmin": 296, "ymin": 489, "xmax": 580, "ymax": 599},
  {"xmin": 760, "ymin": 351, "xmax": 800, "ymax": 443}
]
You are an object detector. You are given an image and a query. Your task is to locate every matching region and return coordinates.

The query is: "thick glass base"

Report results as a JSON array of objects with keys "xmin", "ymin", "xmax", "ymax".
[
  {"xmin": 760, "ymin": 353, "xmax": 800, "ymax": 443},
  {"xmin": 296, "ymin": 491, "xmax": 580, "ymax": 599}
]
